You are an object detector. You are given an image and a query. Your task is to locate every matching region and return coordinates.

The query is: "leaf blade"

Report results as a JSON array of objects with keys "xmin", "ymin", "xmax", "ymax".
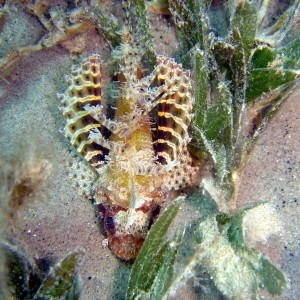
[{"xmin": 126, "ymin": 197, "xmax": 183, "ymax": 299}]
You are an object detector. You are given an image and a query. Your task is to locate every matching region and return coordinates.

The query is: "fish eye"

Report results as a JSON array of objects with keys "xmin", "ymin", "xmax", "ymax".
[{"xmin": 106, "ymin": 216, "xmax": 115, "ymax": 230}]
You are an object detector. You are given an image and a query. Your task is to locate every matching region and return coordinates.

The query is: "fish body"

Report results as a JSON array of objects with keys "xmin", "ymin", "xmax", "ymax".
[{"xmin": 59, "ymin": 9, "xmax": 198, "ymax": 260}]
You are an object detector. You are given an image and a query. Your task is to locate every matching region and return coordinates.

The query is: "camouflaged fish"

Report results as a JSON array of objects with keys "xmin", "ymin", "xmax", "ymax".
[{"xmin": 59, "ymin": 5, "xmax": 199, "ymax": 260}]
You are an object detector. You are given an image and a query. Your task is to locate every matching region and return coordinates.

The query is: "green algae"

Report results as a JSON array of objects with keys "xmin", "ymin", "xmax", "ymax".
[
  {"xmin": 124, "ymin": 1, "xmax": 298, "ymax": 299},
  {"xmin": 169, "ymin": 0, "xmax": 299, "ymax": 193},
  {"xmin": 126, "ymin": 198, "xmax": 183, "ymax": 299},
  {"xmin": 3, "ymin": 243, "xmax": 41, "ymax": 300},
  {"xmin": 247, "ymin": 68, "xmax": 298, "ymax": 101},
  {"xmin": 128, "ymin": 193, "xmax": 287, "ymax": 299},
  {"xmin": 33, "ymin": 249, "xmax": 84, "ymax": 299},
  {"xmin": 279, "ymin": 36, "xmax": 300, "ymax": 69},
  {"xmin": 85, "ymin": 4, "xmax": 121, "ymax": 48},
  {"xmin": 2, "ymin": 242, "xmax": 84, "ymax": 300}
]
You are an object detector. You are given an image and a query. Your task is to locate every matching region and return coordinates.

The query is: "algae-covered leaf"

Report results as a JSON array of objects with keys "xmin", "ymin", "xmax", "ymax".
[
  {"xmin": 240, "ymin": 249, "xmax": 287, "ymax": 296},
  {"xmin": 136, "ymin": 0, "xmax": 152, "ymax": 41},
  {"xmin": 204, "ymin": 103, "xmax": 231, "ymax": 140},
  {"xmin": 192, "ymin": 48, "xmax": 209, "ymax": 128},
  {"xmin": 246, "ymin": 68, "xmax": 298, "ymax": 101},
  {"xmin": 257, "ymin": 256, "xmax": 287, "ymax": 295},
  {"xmin": 229, "ymin": 0, "xmax": 258, "ymax": 58},
  {"xmin": 278, "ymin": 36, "xmax": 300, "ymax": 69},
  {"xmin": 3, "ymin": 242, "xmax": 42, "ymax": 300},
  {"xmin": 140, "ymin": 197, "xmax": 286, "ymax": 299},
  {"xmin": 229, "ymin": 27, "xmax": 247, "ymax": 102},
  {"xmin": 215, "ymin": 145, "xmax": 228, "ymax": 184},
  {"xmin": 33, "ymin": 248, "xmax": 84, "ymax": 300},
  {"xmin": 189, "ymin": 213, "xmax": 286, "ymax": 298},
  {"xmin": 194, "ymin": 216, "xmax": 259, "ymax": 299},
  {"xmin": 258, "ymin": 0, "xmax": 300, "ymax": 46},
  {"xmin": 86, "ymin": 4, "xmax": 121, "ymax": 48},
  {"xmin": 214, "ymin": 208, "xmax": 287, "ymax": 297},
  {"xmin": 126, "ymin": 197, "xmax": 183, "ymax": 299},
  {"xmin": 149, "ymin": 229, "xmax": 184, "ymax": 299},
  {"xmin": 226, "ymin": 214, "xmax": 245, "ymax": 249},
  {"xmin": 168, "ymin": 0, "xmax": 201, "ymax": 48},
  {"xmin": 216, "ymin": 211, "xmax": 245, "ymax": 249},
  {"xmin": 133, "ymin": 0, "xmax": 156, "ymax": 66},
  {"xmin": 251, "ymin": 46, "xmax": 277, "ymax": 69}
]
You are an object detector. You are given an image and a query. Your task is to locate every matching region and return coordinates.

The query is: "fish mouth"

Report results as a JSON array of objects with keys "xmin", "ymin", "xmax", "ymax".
[{"xmin": 109, "ymin": 234, "xmax": 144, "ymax": 261}]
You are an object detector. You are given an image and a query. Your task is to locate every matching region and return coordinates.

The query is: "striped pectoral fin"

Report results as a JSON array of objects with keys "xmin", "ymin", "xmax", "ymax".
[
  {"xmin": 85, "ymin": 110, "xmax": 130, "ymax": 140},
  {"xmin": 63, "ymin": 115, "xmax": 109, "ymax": 170},
  {"xmin": 165, "ymin": 148, "xmax": 199, "ymax": 191},
  {"xmin": 63, "ymin": 54, "xmax": 102, "ymax": 108},
  {"xmin": 60, "ymin": 54, "xmax": 109, "ymax": 170},
  {"xmin": 65, "ymin": 153, "xmax": 99, "ymax": 199},
  {"xmin": 152, "ymin": 57, "xmax": 194, "ymax": 165},
  {"xmin": 156, "ymin": 98, "xmax": 191, "ymax": 163}
]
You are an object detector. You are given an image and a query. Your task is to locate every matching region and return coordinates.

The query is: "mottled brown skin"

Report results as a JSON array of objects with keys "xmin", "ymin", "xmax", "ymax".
[
  {"xmin": 110, "ymin": 235, "xmax": 144, "ymax": 261},
  {"xmin": 98, "ymin": 201, "xmax": 159, "ymax": 260}
]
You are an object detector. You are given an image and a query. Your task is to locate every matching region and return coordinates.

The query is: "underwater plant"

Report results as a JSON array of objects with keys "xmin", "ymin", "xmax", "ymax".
[
  {"xmin": 2, "ymin": 242, "xmax": 84, "ymax": 299},
  {"xmin": 125, "ymin": 0, "xmax": 299, "ymax": 299}
]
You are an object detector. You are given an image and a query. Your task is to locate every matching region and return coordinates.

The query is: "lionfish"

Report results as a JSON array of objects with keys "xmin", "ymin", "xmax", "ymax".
[{"xmin": 59, "ymin": 2, "xmax": 199, "ymax": 260}]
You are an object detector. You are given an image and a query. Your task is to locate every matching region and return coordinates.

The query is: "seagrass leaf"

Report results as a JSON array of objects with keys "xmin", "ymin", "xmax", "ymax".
[{"xmin": 126, "ymin": 197, "xmax": 183, "ymax": 299}]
